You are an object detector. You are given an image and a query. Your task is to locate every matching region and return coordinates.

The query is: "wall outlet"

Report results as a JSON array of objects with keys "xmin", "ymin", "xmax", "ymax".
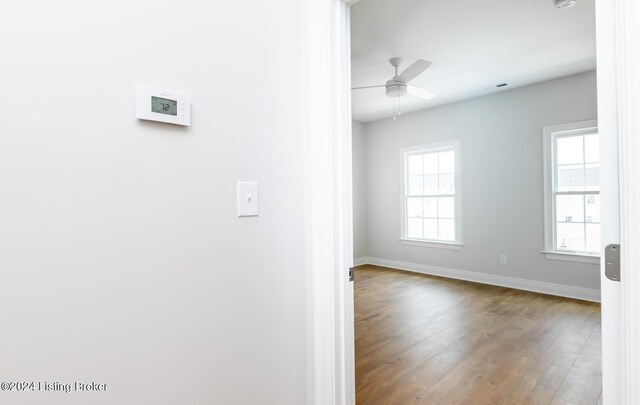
[{"xmin": 500, "ymin": 255, "xmax": 508, "ymax": 265}]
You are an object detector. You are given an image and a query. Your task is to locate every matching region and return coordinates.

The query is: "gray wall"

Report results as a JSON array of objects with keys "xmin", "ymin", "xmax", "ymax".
[
  {"xmin": 354, "ymin": 71, "xmax": 600, "ymax": 290},
  {"xmin": 0, "ymin": 1, "xmax": 308, "ymax": 404},
  {"xmin": 352, "ymin": 120, "xmax": 368, "ymax": 259}
]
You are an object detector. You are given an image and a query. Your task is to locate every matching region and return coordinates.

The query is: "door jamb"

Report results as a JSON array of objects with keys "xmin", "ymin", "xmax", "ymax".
[
  {"xmin": 610, "ymin": 0, "xmax": 640, "ymax": 402},
  {"xmin": 305, "ymin": 1, "xmax": 356, "ymax": 404}
]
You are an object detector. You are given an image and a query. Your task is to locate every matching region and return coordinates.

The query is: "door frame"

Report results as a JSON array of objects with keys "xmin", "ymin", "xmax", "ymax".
[
  {"xmin": 307, "ymin": 0, "xmax": 640, "ymax": 404},
  {"xmin": 603, "ymin": 0, "xmax": 640, "ymax": 402},
  {"xmin": 596, "ymin": 0, "xmax": 621, "ymax": 403},
  {"xmin": 305, "ymin": 1, "xmax": 357, "ymax": 404}
]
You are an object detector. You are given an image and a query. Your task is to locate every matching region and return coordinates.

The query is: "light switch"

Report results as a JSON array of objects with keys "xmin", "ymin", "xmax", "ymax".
[{"xmin": 237, "ymin": 182, "xmax": 259, "ymax": 217}]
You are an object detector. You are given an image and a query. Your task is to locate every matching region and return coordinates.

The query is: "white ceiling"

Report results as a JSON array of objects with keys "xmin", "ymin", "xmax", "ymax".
[{"xmin": 351, "ymin": 0, "xmax": 596, "ymax": 123}]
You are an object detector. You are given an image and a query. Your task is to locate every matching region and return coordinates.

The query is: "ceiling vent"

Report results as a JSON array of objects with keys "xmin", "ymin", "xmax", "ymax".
[{"xmin": 554, "ymin": 0, "xmax": 577, "ymax": 8}]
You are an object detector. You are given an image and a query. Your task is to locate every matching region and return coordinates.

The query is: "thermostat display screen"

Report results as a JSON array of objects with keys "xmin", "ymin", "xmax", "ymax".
[{"xmin": 151, "ymin": 96, "xmax": 178, "ymax": 116}]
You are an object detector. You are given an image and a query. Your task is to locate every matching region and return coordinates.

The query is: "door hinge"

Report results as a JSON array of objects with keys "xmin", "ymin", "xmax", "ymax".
[
  {"xmin": 348, "ymin": 267, "xmax": 354, "ymax": 282},
  {"xmin": 605, "ymin": 244, "xmax": 620, "ymax": 282}
]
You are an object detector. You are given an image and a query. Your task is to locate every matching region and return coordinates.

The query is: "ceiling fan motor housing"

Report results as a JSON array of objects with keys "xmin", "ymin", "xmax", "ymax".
[{"xmin": 386, "ymin": 79, "xmax": 407, "ymax": 97}]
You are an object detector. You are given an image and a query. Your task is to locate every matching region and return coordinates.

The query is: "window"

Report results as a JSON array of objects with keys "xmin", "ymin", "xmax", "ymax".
[
  {"xmin": 543, "ymin": 120, "xmax": 600, "ymax": 263},
  {"xmin": 400, "ymin": 140, "xmax": 462, "ymax": 248}
]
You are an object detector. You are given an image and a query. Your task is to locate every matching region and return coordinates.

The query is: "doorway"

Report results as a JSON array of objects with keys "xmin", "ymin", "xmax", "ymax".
[
  {"xmin": 304, "ymin": 0, "xmax": 639, "ymax": 403},
  {"xmin": 336, "ymin": 0, "xmax": 636, "ymax": 402}
]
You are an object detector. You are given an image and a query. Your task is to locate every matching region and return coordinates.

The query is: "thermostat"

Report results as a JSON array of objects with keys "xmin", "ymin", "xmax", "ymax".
[{"xmin": 135, "ymin": 86, "xmax": 191, "ymax": 126}]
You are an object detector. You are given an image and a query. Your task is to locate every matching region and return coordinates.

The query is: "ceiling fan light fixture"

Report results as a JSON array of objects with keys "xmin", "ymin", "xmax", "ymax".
[
  {"xmin": 554, "ymin": 0, "xmax": 577, "ymax": 8},
  {"xmin": 386, "ymin": 82, "xmax": 407, "ymax": 97}
]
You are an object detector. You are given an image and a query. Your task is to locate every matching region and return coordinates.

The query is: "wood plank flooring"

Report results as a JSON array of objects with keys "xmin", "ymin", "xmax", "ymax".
[{"xmin": 355, "ymin": 265, "xmax": 602, "ymax": 405}]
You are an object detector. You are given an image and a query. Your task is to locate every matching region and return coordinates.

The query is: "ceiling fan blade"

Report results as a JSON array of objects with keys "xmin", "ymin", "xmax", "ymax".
[
  {"xmin": 351, "ymin": 85, "xmax": 385, "ymax": 90},
  {"xmin": 407, "ymin": 85, "xmax": 436, "ymax": 100},
  {"xmin": 397, "ymin": 59, "xmax": 431, "ymax": 83}
]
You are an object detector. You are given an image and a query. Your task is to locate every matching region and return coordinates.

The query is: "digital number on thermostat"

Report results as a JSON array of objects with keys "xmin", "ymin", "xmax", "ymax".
[{"xmin": 151, "ymin": 96, "xmax": 178, "ymax": 116}]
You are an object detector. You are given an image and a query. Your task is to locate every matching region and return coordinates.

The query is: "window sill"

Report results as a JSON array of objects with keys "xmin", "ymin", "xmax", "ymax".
[
  {"xmin": 542, "ymin": 251, "xmax": 600, "ymax": 264},
  {"xmin": 399, "ymin": 238, "xmax": 464, "ymax": 250}
]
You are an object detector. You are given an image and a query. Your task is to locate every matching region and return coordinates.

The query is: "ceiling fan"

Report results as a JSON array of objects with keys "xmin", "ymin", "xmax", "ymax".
[{"xmin": 352, "ymin": 57, "xmax": 436, "ymax": 100}]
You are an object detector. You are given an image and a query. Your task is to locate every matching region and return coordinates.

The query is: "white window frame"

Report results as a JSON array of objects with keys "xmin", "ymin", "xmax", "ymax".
[
  {"xmin": 399, "ymin": 140, "xmax": 463, "ymax": 249},
  {"xmin": 542, "ymin": 119, "xmax": 600, "ymax": 264}
]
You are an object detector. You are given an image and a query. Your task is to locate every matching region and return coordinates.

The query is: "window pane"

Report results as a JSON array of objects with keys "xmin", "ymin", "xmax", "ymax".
[
  {"xmin": 556, "ymin": 223, "xmax": 585, "ymax": 251},
  {"xmin": 423, "ymin": 153, "xmax": 438, "ymax": 174},
  {"xmin": 585, "ymin": 194, "xmax": 600, "ymax": 224},
  {"xmin": 557, "ymin": 135, "xmax": 584, "ymax": 165},
  {"xmin": 408, "ymin": 154, "xmax": 423, "ymax": 176},
  {"xmin": 404, "ymin": 145, "xmax": 459, "ymax": 243},
  {"xmin": 438, "ymin": 219, "xmax": 455, "ymax": 241},
  {"xmin": 424, "ymin": 174, "xmax": 438, "ymax": 195},
  {"xmin": 584, "ymin": 163, "xmax": 599, "ymax": 192},
  {"xmin": 557, "ymin": 164, "xmax": 585, "ymax": 192},
  {"xmin": 549, "ymin": 131, "xmax": 599, "ymax": 255},
  {"xmin": 423, "ymin": 197, "xmax": 437, "ymax": 218},
  {"xmin": 439, "ymin": 172, "xmax": 455, "ymax": 194},
  {"xmin": 439, "ymin": 150, "xmax": 455, "ymax": 173},
  {"xmin": 408, "ymin": 218, "xmax": 423, "ymax": 239},
  {"xmin": 407, "ymin": 197, "xmax": 422, "ymax": 218},
  {"xmin": 438, "ymin": 197, "xmax": 455, "ymax": 219},
  {"xmin": 584, "ymin": 134, "xmax": 599, "ymax": 163},
  {"xmin": 556, "ymin": 195, "xmax": 584, "ymax": 224},
  {"xmin": 586, "ymin": 224, "xmax": 600, "ymax": 253},
  {"xmin": 423, "ymin": 218, "xmax": 438, "ymax": 240},
  {"xmin": 409, "ymin": 175, "xmax": 423, "ymax": 195}
]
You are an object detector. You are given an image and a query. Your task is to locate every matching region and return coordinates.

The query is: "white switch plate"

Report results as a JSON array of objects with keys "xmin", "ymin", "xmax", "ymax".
[
  {"xmin": 237, "ymin": 182, "xmax": 259, "ymax": 217},
  {"xmin": 500, "ymin": 254, "xmax": 508, "ymax": 265}
]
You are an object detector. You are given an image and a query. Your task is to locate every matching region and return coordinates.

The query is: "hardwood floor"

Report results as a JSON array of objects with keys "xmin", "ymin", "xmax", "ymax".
[{"xmin": 355, "ymin": 265, "xmax": 602, "ymax": 405}]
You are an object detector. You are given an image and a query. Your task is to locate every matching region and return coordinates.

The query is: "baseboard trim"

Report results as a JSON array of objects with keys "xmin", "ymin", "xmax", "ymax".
[{"xmin": 354, "ymin": 257, "xmax": 600, "ymax": 303}]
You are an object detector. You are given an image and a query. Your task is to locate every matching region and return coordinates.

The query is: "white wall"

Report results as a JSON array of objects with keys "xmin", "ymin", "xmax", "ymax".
[
  {"xmin": 0, "ymin": 2, "xmax": 308, "ymax": 404},
  {"xmin": 352, "ymin": 121, "xmax": 368, "ymax": 260},
  {"xmin": 355, "ymin": 71, "xmax": 600, "ymax": 291}
]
